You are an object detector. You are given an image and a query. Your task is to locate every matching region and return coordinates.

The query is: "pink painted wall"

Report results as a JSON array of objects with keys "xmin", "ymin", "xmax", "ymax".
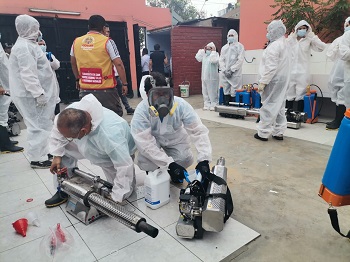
[
  {"xmin": 0, "ymin": 0, "xmax": 171, "ymax": 90},
  {"xmin": 239, "ymin": 0, "xmax": 275, "ymax": 50}
]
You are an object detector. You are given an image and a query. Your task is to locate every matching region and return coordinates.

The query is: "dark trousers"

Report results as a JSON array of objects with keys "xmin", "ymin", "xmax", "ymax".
[
  {"xmin": 116, "ymin": 77, "xmax": 131, "ymax": 110},
  {"xmin": 79, "ymin": 88, "xmax": 123, "ymax": 117}
]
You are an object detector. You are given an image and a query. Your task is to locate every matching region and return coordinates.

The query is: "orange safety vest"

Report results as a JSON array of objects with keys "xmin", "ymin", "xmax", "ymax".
[{"xmin": 73, "ymin": 32, "xmax": 116, "ymax": 90}]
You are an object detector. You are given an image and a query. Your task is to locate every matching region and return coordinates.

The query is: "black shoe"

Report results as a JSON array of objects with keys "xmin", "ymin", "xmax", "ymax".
[
  {"xmin": 30, "ymin": 160, "xmax": 52, "ymax": 169},
  {"xmin": 326, "ymin": 122, "xmax": 341, "ymax": 130},
  {"xmin": 0, "ymin": 125, "xmax": 24, "ymax": 153},
  {"xmin": 47, "ymin": 154, "xmax": 53, "ymax": 160},
  {"xmin": 126, "ymin": 108, "xmax": 134, "ymax": 115},
  {"xmin": 326, "ymin": 119, "xmax": 336, "ymax": 125},
  {"xmin": 11, "ymin": 140, "xmax": 18, "ymax": 145},
  {"xmin": 254, "ymin": 133, "xmax": 268, "ymax": 141},
  {"xmin": 272, "ymin": 135, "xmax": 283, "ymax": 140},
  {"xmin": 45, "ymin": 191, "xmax": 68, "ymax": 208}
]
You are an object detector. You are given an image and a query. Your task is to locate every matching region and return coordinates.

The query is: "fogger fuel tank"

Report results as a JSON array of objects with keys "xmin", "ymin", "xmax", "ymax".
[{"xmin": 319, "ymin": 109, "xmax": 350, "ymax": 206}]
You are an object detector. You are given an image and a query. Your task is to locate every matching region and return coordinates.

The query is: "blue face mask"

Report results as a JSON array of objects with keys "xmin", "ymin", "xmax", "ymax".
[
  {"xmin": 205, "ymin": 50, "xmax": 211, "ymax": 56},
  {"xmin": 297, "ymin": 29, "xmax": 307, "ymax": 37},
  {"xmin": 345, "ymin": 27, "xmax": 350, "ymax": 32},
  {"xmin": 266, "ymin": 33, "xmax": 270, "ymax": 40},
  {"xmin": 227, "ymin": 36, "xmax": 235, "ymax": 43},
  {"xmin": 40, "ymin": 45, "xmax": 47, "ymax": 53}
]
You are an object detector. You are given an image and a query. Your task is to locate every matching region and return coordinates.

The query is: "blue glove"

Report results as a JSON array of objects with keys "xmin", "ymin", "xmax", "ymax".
[{"xmin": 46, "ymin": 52, "xmax": 53, "ymax": 62}]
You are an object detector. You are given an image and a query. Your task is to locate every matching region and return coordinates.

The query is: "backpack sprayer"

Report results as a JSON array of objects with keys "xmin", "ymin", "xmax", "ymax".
[
  {"xmin": 56, "ymin": 167, "xmax": 159, "ymax": 238},
  {"xmin": 216, "ymin": 84, "xmax": 308, "ymax": 129},
  {"xmin": 176, "ymin": 157, "xmax": 233, "ymax": 239},
  {"xmin": 4, "ymin": 92, "xmax": 21, "ymax": 136}
]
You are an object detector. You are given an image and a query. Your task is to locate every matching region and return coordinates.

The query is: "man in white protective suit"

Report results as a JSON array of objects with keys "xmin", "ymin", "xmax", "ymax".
[
  {"xmin": 254, "ymin": 20, "xmax": 291, "ymax": 142},
  {"xmin": 0, "ymin": 43, "xmax": 23, "ymax": 153},
  {"xmin": 219, "ymin": 29, "xmax": 245, "ymax": 106},
  {"xmin": 195, "ymin": 42, "xmax": 220, "ymax": 111},
  {"xmin": 325, "ymin": 17, "xmax": 350, "ymax": 130},
  {"xmin": 286, "ymin": 20, "xmax": 326, "ymax": 112},
  {"xmin": 9, "ymin": 14, "xmax": 59, "ymax": 168},
  {"xmin": 130, "ymin": 72, "xmax": 213, "ymax": 183},
  {"xmin": 340, "ymin": 17, "xmax": 350, "ymax": 111},
  {"xmin": 45, "ymin": 94, "xmax": 136, "ymax": 207}
]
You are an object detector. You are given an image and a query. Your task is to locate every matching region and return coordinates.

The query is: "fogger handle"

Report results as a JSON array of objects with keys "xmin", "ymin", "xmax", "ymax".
[{"xmin": 136, "ymin": 220, "xmax": 159, "ymax": 238}]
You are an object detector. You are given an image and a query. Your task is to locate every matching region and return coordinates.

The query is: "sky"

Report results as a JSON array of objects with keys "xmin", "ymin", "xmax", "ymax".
[{"xmin": 190, "ymin": 0, "xmax": 238, "ymax": 18}]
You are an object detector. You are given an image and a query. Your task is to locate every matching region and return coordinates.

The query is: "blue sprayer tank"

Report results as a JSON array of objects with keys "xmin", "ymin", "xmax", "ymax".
[
  {"xmin": 304, "ymin": 90, "xmax": 318, "ymax": 122},
  {"xmin": 320, "ymin": 109, "xmax": 350, "ymax": 206},
  {"xmin": 251, "ymin": 88, "xmax": 261, "ymax": 109},
  {"xmin": 235, "ymin": 89, "xmax": 250, "ymax": 108},
  {"xmin": 219, "ymin": 87, "xmax": 224, "ymax": 105}
]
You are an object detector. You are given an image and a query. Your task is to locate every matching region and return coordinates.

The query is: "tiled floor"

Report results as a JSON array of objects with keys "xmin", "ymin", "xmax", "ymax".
[
  {"xmin": 196, "ymin": 109, "xmax": 337, "ymax": 146},
  {"xmin": 0, "ymin": 130, "xmax": 260, "ymax": 262}
]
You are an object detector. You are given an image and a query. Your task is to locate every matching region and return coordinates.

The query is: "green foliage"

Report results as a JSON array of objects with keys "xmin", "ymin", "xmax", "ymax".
[
  {"xmin": 270, "ymin": 0, "xmax": 350, "ymax": 41},
  {"xmin": 147, "ymin": 0, "xmax": 200, "ymax": 21}
]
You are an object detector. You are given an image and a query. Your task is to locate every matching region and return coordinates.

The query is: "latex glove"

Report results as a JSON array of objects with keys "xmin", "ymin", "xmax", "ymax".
[
  {"xmin": 258, "ymin": 83, "xmax": 266, "ymax": 92},
  {"xmin": 307, "ymin": 31, "xmax": 316, "ymax": 39},
  {"xmin": 195, "ymin": 160, "xmax": 211, "ymax": 180},
  {"xmin": 167, "ymin": 162, "xmax": 187, "ymax": 183},
  {"xmin": 46, "ymin": 52, "xmax": 53, "ymax": 62},
  {"xmin": 36, "ymin": 94, "xmax": 47, "ymax": 107},
  {"xmin": 224, "ymin": 69, "xmax": 233, "ymax": 78}
]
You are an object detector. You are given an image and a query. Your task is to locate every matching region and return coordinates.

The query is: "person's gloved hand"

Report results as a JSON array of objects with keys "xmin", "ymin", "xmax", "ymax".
[
  {"xmin": 36, "ymin": 94, "xmax": 47, "ymax": 107},
  {"xmin": 224, "ymin": 69, "xmax": 233, "ymax": 78},
  {"xmin": 195, "ymin": 160, "xmax": 211, "ymax": 180},
  {"xmin": 167, "ymin": 162, "xmax": 187, "ymax": 183},
  {"xmin": 258, "ymin": 83, "xmax": 266, "ymax": 93},
  {"xmin": 46, "ymin": 52, "xmax": 53, "ymax": 62}
]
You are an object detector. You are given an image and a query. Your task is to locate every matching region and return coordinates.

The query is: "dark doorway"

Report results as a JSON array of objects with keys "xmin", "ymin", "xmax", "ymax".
[
  {"xmin": 133, "ymin": 24, "xmax": 142, "ymax": 98},
  {"xmin": 0, "ymin": 14, "xmax": 131, "ymax": 103}
]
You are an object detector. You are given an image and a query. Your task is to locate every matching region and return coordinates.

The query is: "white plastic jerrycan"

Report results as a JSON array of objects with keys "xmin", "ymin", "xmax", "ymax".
[{"xmin": 144, "ymin": 166, "xmax": 170, "ymax": 209}]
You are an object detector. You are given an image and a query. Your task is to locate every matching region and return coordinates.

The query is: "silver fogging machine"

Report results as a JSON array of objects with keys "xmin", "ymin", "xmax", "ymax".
[
  {"xmin": 57, "ymin": 167, "xmax": 158, "ymax": 238},
  {"xmin": 176, "ymin": 157, "xmax": 234, "ymax": 239}
]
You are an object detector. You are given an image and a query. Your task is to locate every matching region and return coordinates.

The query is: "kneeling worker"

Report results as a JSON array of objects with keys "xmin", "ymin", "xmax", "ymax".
[
  {"xmin": 130, "ymin": 72, "xmax": 213, "ymax": 182},
  {"xmin": 45, "ymin": 94, "xmax": 136, "ymax": 207}
]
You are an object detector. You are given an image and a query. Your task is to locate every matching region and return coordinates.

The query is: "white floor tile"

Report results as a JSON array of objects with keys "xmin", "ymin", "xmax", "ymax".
[
  {"xmin": 0, "ymin": 169, "xmax": 41, "ymax": 194},
  {"xmin": 0, "ymin": 151, "xmax": 26, "ymax": 164},
  {"xmin": 164, "ymin": 218, "xmax": 260, "ymax": 262},
  {"xmin": 131, "ymin": 186, "xmax": 182, "ymax": 228},
  {"xmin": 0, "ymin": 183, "xmax": 52, "ymax": 218},
  {"xmin": 99, "ymin": 229, "xmax": 201, "ymax": 262},
  {"xmin": 0, "ymin": 156, "xmax": 31, "ymax": 175},
  {"xmin": 0, "ymin": 205, "xmax": 72, "ymax": 252},
  {"xmin": 73, "ymin": 204, "xmax": 158, "ymax": 260},
  {"xmin": 0, "ymin": 226, "xmax": 96, "ymax": 262}
]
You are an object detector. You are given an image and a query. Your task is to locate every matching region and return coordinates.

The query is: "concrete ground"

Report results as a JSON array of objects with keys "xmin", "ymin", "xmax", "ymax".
[
  {"xmin": 2, "ymin": 94, "xmax": 350, "ymax": 261},
  {"xmin": 128, "ymin": 95, "xmax": 350, "ymax": 262}
]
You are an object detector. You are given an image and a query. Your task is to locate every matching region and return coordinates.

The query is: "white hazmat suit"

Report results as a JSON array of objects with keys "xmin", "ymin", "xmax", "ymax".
[
  {"xmin": 130, "ymin": 96, "xmax": 212, "ymax": 172},
  {"xmin": 340, "ymin": 20, "xmax": 350, "ymax": 109},
  {"xmin": 286, "ymin": 20, "xmax": 327, "ymax": 102},
  {"xmin": 195, "ymin": 42, "xmax": 219, "ymax": 110},
  {"xmin": 49, "ymin": 94, "xmax": 136, "ymax": 202},
  {"xmin": 9, "ymin": 15, "xmax": 59, "ymax": 162},
  {"xmin": 219, "ymin": 29, "xmax": 245, "ymax": 99},
  {"xmin": 257, "ymin": 20, "xmax": 291, "ymax": 139},
  {"xmin": 0, "ymin": 44, "xmax": 11, "ymax": 127}
]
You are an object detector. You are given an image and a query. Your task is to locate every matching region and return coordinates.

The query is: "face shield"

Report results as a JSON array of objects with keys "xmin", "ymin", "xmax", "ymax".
[{"xmin": 148, "ymin": 87, "xmax": 174, "ymax": 120}]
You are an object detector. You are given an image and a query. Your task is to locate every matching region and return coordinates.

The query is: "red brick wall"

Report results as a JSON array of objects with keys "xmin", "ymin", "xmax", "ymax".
[{"xmin": 171, "ymin": 26, "xmax": 222, "ymax": 96}]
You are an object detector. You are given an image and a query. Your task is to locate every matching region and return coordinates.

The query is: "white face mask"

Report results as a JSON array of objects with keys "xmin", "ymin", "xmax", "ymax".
[
  {"xmin": 205, "ymin": 50, "xmax": 211, "ymax": 55},
  {"xmin": 227, "ymin": 36, "xmax": 235, "ymax": 43},
  {"xmin": 40, "ymin": 45, "xmax": 47, "ymax": 53},
  {"xmin": 345, "ymin": 27, "xmax": 350, "ymax": 32},
  {"xmin": 297, "ymin": 29, "xmax": 307, "ymax": 37}
]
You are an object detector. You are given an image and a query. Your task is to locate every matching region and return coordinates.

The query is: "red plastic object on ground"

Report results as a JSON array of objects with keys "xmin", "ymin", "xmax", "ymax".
[{"xmin": 12, "ymin": 218, "xmax": 28, "ymax": 237}]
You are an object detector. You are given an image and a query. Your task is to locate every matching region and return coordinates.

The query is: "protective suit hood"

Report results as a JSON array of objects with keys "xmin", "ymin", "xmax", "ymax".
[
  {"xmin": 294, "ymin": 20, "xmax": 312, "ymax": 34},
  {"xmin": 267, "ymin": 20, "xmax": 286, "ymax": 42},
  {"xmin": 206, "ymin": 42, "xmax": 216, "ymax": 51},
  {"xmin": 227, "ymin": 29, "xmax": 238, "ymax": 43},
  {"xmin": 345, "ymin": 17, "xmax": 350, "ymax": 29},
  {"xmin": 15, "ymin": 15, "xmax": 40, "ymax": 42},
  {"xmin": 67, "ymin": 94, "xmax": 104, "ymax": 132}
]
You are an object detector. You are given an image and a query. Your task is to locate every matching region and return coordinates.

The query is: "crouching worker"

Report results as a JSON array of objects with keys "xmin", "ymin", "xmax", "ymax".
[
  {"xmin": 130, "ymin": 72, "xmax": 213, "ymax": 183},
  {"xmin": 45, "ymin": 94, "xmax": 136, "ymax": 207}
]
